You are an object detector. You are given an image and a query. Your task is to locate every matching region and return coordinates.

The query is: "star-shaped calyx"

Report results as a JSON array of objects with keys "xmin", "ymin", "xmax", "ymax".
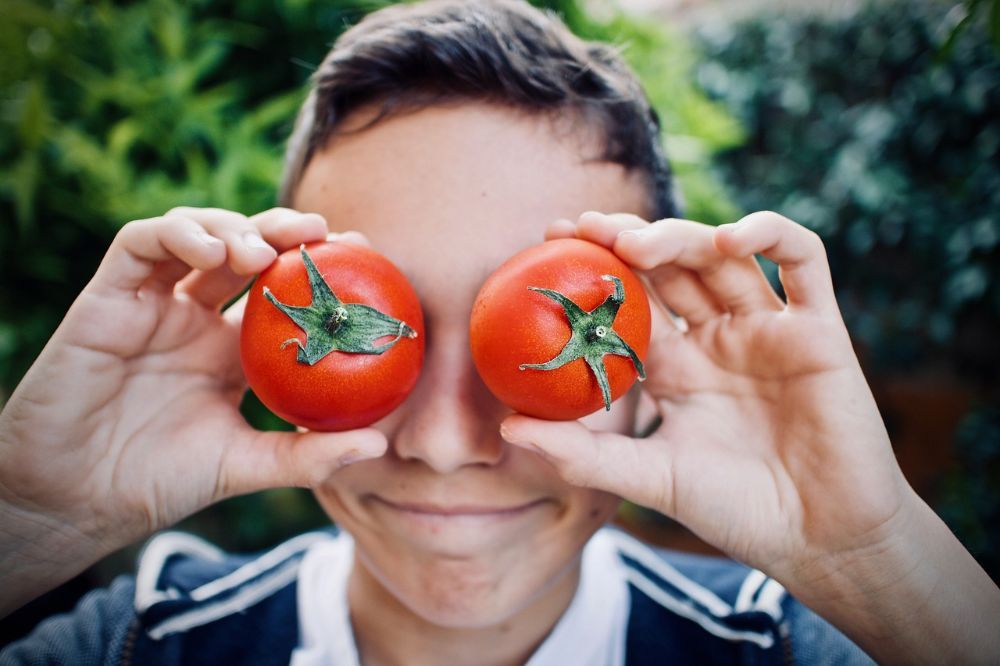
[
  {"xmin": 263, "ymin": 245, "xmax": 417, "ymax": 366},
  {"xmin": 519, "ymin": 275, "xmax": 645, "ymax": 411}
]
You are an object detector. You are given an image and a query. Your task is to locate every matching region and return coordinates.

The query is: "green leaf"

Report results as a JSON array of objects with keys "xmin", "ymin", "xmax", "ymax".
[{"xmin": 990, "ymin": 0, "xmax": 1000, "ymax": 52}]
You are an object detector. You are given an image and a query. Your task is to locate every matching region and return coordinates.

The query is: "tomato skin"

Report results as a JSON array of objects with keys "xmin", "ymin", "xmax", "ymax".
[
  {"xmin": 240, "ymin": 241, "xmax": 424, "ymax": 431},
  {"xmin": 470, "ymin": 238, "xmax": 650, "ymax": 421}
]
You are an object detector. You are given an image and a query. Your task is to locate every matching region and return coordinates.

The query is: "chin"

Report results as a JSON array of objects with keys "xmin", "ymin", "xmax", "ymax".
[
  {"xmin": 365, "ymin": 550, "xmax": 560, "ymax": 629},
  {"xmin": 407, "ymin": 559, "xmax": 527, "ymax": 627}
]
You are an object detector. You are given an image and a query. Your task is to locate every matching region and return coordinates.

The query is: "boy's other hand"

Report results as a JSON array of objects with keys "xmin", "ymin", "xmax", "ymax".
[
  {"xmin": 504, "ymin": 210, "xmax": 903, "ymax": 576},
  {"xmin": 0, "ymin": 208, "xmax": 385, "ymax": 615},
  {"xmin": 500, "ymin": 211, "xmax": 1000, "ymax": 662}
]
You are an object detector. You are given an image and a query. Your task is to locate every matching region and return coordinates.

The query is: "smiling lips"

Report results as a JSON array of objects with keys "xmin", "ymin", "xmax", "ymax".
[{"xmin": 372, "ymin": 496, "xmax": 548, "ymax": 518}]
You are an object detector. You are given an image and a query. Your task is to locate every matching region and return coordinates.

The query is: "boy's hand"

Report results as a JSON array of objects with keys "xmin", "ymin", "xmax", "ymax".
[
  {"xmin": 504, "ymin": 210, "xmax": 904, "ymax": 573},
  {"xmin": 501, "ymin": 211, "xmax": 1000, "ymax": 662},
  {"xmin": 0, "ymin": 208, "xmax": 385, "ymax": 615}
]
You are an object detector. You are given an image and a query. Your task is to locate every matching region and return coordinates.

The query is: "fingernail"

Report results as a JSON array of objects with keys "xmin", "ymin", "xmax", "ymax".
[
  {"xmin": 717, "ymin": 222, "xmax": 741, "ymax": 234},
  {"xmin": 500, "ymin": 423, "xmax": 525, "ymax": 444},
  {"xmin": 617, "ymin": 228, "xmax": 650, "ymax": 240},
  {"xmin": 244, "ymin": 232, "xmax": 275, "ymax": 252}
]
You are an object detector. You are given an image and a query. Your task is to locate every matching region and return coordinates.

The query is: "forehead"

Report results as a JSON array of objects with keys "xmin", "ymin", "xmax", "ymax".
[{"xmin": 292, "ymin": 104, "xmax": 649, "ymax": 311}]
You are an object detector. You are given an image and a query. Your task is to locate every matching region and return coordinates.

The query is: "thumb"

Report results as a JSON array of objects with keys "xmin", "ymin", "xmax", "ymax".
[
  {"xmin": 217, "ymin": 425, "xmax": 387, "ymax": 497},
  {"xmin": 500, "ymin": 415, "xmax": 674, "ymax": 514}
]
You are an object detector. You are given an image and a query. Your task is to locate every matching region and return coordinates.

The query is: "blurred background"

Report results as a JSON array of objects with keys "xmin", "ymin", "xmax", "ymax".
[{"xmin": 1, "ymin": 0, "xmax": 998, "ymax": 645}]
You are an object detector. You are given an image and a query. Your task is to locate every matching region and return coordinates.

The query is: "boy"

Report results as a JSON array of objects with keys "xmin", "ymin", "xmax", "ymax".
[{"xmin": 1, "ymin": 1, "xmax": 997, "ymax": 663}]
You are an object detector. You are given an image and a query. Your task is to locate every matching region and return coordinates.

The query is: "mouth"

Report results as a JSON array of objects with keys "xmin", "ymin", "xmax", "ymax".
[
  {"xmin": 370, "ymin": 496, "xmax": 548, "ymax": 518},
  {"xmin": 361, "ymin": 495, "xmax": 556, "ymax": 555}
]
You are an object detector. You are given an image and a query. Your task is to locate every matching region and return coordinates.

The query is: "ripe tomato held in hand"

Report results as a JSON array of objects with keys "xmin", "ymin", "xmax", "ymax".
[
  {"xmin": 240, "ymin": 241, "xmax": 424, "ymax": 431},
  {"xmin": 470, "ymin": 238, "xmax": 650, "ymax": 421}
]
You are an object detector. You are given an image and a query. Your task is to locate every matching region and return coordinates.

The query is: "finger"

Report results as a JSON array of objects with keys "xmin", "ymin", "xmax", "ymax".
[
  {"xmin": 544, "ymin": 214, "xmax": 720, "ymax": 328},
  {"xmin": 176, "ymin": 209, "xmax": 328, "ymax": 310},
  {"xmin": 714, "ymin": 211, "xmax": 837, "ymax": 312},
  {"xmin": 222, "ymin": 293, "xmax": 247, "ymax": 328},
  {"xmin": 639, "ymin": 304, "xmax": 688, "ymax": 395},
  {"xmin": 645, "ymin": 264, "xmax": 724, "ymax": 327},
  {"xmin": 329, "ymin": 229, "xmax": 372, "ymax": 248},
  {"xmin": 574, "ymin": 210, "xmax": 650, "ymax": 247},
  {"xmin": 500, "ymin": 415, "xmax": 675, "ymax": 516},
  {"xmin": 568, "ymin": 213, "xmax": 716, "ymax": 329},
  {"xmin": 217, "ymin": 425, "xmax": 388, "ymax": 496},
  {"xmin": 91, "ymin": 215, "xmax": 227, "ymax": 294},
  {"xmin": 217, "ymin": 229, "xmax": 372, "ymax": 326},
  {"xmin": 251, "ymin": 208, "xmax": 327, "ymax": 246},
  {"xmin": 543, "ymin": 218, "xmax": 576, "ymax": 241},
  {"xmin": 167, "ymin": 207, "xmax": 277, "ymax": 276},
  {"xmin": 614, "ymin": 216, "xmax": 784, "ymax": 315}
]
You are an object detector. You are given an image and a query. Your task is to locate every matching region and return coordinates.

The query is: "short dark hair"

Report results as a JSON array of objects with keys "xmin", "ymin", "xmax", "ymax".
[{"xmin": 280, "ymin": 0, "xmax": 679, "ymax": 219}]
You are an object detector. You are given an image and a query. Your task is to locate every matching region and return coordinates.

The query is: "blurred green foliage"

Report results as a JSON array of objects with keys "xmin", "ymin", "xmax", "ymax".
[
  {"xmin": 941, "ymin": 0, "xmax": 1000, "ymax": 57},
  {"xmin": 937, "ymin": 407, "xmax": 1000, "ymax": 577},
  {"xmin": 696, "ymin": 0, "xmax": 999, "ymax": 576},
  {"xmin": 0, "ymin": 0, "xmax": 740, "ymax": 552},
  {"xmin": 538, "ymin": 0, "xmax": 745, "ymax": 223},
  {"xmin": 1, "ymin": 0, "xmax": 394, "ymax": 403},
  {"xmin": 697, "ymin": 0, "xmax": 999, "ymax": 380}
]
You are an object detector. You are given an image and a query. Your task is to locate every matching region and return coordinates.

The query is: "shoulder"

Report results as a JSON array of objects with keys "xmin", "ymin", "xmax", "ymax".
[
  {"xmin": 598, "ymin": 529, "xmax": 873, "ymax": 665},
  {"xmin": 129, "ymin": 528, "xmax": 338, "ymax": 665},
  {"xmin": 1, "ymin": 529, "xmax": 338, "ymax": 666},
  {"xmin": 0, "ymin": 576, "xmax": 137, "ymax": 665}
]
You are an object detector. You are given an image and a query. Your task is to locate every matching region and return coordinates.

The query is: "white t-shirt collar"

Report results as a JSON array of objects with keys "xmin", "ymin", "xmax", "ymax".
[{"xmin": 291, "ymin": 528, "xmax": 629, "ymax": 666}]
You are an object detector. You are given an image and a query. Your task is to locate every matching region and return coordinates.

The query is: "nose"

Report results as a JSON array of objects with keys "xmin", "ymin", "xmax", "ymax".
[{"xmin": 391, "ymin": 322, "xmax": 507, "ymax": 474}]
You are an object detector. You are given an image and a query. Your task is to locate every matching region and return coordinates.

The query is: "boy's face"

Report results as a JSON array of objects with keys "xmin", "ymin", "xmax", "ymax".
[{"xmin": 293, "ymin": 103, "xmax": 650, "ymax": 628}]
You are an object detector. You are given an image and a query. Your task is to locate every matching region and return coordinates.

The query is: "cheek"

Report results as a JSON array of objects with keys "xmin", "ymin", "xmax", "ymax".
[{"xmin": 571, "ymin": 489, "xmax": 622, "ymax": 525}]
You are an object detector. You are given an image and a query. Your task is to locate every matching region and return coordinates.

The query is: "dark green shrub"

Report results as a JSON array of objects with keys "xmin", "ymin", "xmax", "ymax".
[{"xmin": 696, "ymin": 0, "xmax": 1000, "ymax": 382}]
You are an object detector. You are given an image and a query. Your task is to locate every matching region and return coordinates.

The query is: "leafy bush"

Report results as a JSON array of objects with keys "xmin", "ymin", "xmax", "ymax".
[
  {"xmin": 937, "ymin": 406, "xmax": 1000, "ymax": 577},
  {"xmin": 1, "ymin": 0, "xmax": 392, "ymax": 401},
  {"xmin": 696, "ymin": 0, "xmax": 1000, "ymax": 381}
]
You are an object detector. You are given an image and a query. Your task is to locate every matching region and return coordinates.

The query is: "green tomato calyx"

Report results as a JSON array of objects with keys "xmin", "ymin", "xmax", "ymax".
[
  {"xmin": 518, "ymin": 274, "xmax": 645, "ymax": 411},
  {"xmin": 264, "ymin": 245, "xmax": 417, "ymax": 366}
]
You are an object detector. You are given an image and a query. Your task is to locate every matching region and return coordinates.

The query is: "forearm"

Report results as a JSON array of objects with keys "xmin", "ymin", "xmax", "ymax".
[
  {"xmin": 0, "ymin": 499, "xmax": 109, "ymax": 618},
  {"xmin": 784, "ymin": 489, "xmax": 1000, "ymax": 665}
]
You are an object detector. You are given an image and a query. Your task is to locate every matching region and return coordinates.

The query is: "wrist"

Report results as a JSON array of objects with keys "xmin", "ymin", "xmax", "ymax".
[
  {"xmin": 777, "ymin": 489, "xmax": 1000, "ymax": 664},
  {"xmin": 0, "ymin": 496, "xmax": 108, "ymax": 618}
]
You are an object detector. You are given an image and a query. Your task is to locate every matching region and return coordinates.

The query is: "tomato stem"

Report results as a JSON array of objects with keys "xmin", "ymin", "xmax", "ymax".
[
  {"xmin": 518, "ymin": 274, "xmax": 645, "ymax": 411},
  {"xmin": 263, "ymin": 245, "xmax": 417, "ymax": 366}
]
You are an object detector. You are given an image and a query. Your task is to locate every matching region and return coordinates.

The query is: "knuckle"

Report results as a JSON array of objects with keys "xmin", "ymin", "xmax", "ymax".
[
  {"xmin": 742, "ymin": 210, "xmax": 781, "ymax": 228},
  {"xmin": 176, "ymin": 207, "xmax": 248, "ymax": 231},
  {"xmin": 118, "ymin": 216, "xmax": 163, "ymax": 241},
  {"xmin": 618, "ymin": 212, "xmax": 649, "ymax": 227},
  {"xmin": 301, "ymin": 212, "xmax": 327, "ymax": 226},
  {"xmin": 633, "ymin": 254, "xmax": 661, "ymax": 271},
  {"xmin": 250, "ymin": 207, "xmax": 296, "ymax": 226},
  {"xmin": 336, "ymin": 230, "xmax": 370, "ymax": 245},
  {"xmin": 803, "ymin": 227, "xmax": 825, "ymax": 253}
]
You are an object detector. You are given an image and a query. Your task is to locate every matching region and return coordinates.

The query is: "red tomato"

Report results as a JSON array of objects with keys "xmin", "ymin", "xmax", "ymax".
[
  {"xmin": 240, "ymin": 241, "xmax": 424, "ymax": 431},
  {"xmin": 470, "ymin": 238, "xmax": 650, "ymax": 420}
]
